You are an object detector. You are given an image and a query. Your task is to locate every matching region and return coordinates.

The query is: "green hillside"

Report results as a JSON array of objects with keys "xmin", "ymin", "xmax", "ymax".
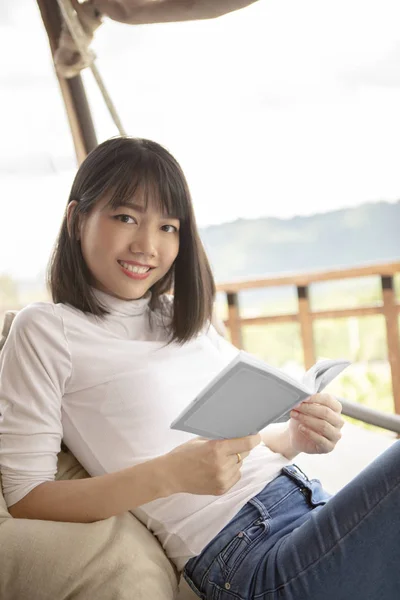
[{"xmin": 199, "ymin": 200, "xmax": 400, "ymax": 282}]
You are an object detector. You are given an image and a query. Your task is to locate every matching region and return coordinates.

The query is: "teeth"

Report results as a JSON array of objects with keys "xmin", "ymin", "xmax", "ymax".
[{"xmin": 119, "ymin": 261, "xmax": 150, "ymax": 274}]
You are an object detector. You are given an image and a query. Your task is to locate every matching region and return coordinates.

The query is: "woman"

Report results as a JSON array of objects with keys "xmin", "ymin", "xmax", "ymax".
[{"xmin": 0, "ymin": 137, "xmax": 398, "ymax": 599}]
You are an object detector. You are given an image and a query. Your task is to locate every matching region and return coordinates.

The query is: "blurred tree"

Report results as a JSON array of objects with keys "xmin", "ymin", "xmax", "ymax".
[{"xmin": 0, "ymin": 274, "xmax": 19, "ymax": 310}]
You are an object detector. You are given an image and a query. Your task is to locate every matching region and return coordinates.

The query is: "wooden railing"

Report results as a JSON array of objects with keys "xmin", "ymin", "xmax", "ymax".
[{"xmin": 216, "ymin": 261, "xmax": 400, "ymax": 416}]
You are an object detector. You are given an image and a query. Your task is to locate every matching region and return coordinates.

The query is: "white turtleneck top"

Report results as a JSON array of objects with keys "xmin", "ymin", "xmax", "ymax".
[{"xmin": 0, "ymin": 291, "xmax": 290, "ymax": 571}]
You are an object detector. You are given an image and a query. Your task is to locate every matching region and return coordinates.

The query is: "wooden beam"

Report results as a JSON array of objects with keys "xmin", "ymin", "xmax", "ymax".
[
  {"xmin": 216, "ymin": 261, "xmax": 400, "ymax": 293},
  {"xmin": 381, "ymin": 276, "xmax": 400, "ymax": 415},
  {"xmin": 297, "ymin": 285, "xmax": 315, "ymax": 369},
  {"xmin": 36, "ymin": 0, "xmax": 97, "ymax": 164},
  {"xmin": 227, "ymin": 292, "xmax": 243, "ymax": 349},
  {"xmin": 223, "ymin": 314, "xmax": 299, "ymax": 327},
  {"xmin": 310, "ymin": 306, "xmax": 386, "ymax": 320},
  {"xmin": 221, "ymin": 304, "xmax": 399, "ymax": 329}
]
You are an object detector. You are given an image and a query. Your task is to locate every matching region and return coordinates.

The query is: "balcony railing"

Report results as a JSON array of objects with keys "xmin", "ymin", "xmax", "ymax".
[{"xmin": 216, "ymin": 261, "xmax": 400, "ymax": 429}]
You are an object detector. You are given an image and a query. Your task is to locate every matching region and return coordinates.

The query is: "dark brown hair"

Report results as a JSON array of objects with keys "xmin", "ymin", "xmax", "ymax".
[{"xmin": 47, "ymin": 136, "xmax": 215, "ymax": 343}]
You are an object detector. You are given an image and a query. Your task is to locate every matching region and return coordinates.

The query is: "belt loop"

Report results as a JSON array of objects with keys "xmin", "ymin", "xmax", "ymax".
[
  {"xmin": 291, "ymin": 464, "xmax": 310, "ymax": 482},
  {"xmin": 248, "ymin": 495, "xmax": 270, "ymax": 521}
]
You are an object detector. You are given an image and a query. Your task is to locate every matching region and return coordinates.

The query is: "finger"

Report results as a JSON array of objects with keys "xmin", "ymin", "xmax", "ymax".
[
  {"xmin": 292, "ymin": 407, "xmax": 344, "ymax": 431},
  {"xmin": 293, "ymin": 401, "xmax": 344, "ymax": 429},
  {"xmin": 237, "ymin": 450, "xmax": 250, "ymax": 461},
  {"xmin": 294, "ymin": 413, "xmax": 343, "ymax": 443},
  {"xmin": 297, "ymin": 424, "xmax": 339, "ymax": 454},
  {"xmin": 304, "ymin": 393, "xmax": 342, "ymax": 413},
  {"xmin": 227, "ymin": 450, "xmax": 250, "ymax": 466}
]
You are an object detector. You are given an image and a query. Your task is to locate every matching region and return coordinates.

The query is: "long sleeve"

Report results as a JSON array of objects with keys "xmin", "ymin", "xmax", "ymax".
[{"xmin": 0, "ymin": 303, "xmax": 71, "ymax": 507}]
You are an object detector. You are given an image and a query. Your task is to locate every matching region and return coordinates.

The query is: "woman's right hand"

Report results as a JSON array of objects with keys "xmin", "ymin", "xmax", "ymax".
[{"xmin": 164, "ymin": 434, "xmax": 261, "ymax": 496}]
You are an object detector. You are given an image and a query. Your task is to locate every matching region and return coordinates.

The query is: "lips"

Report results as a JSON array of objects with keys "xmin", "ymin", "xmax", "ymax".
[
  {"xmin": 118, "ymin": 260, "xmax": 152, "ymax": 280},
  {"xmin": 117, "ymin": 260, "xmax": 155, "ymax": 269}
]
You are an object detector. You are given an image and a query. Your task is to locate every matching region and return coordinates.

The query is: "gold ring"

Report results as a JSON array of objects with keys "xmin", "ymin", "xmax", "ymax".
[{"xmin": 236, "ymin": 453, "xmax": 242, "ymax": 464}]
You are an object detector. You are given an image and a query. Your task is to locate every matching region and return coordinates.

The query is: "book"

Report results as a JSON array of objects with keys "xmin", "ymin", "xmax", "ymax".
[{"xmin": 170, "ymin": 351, "xmax": 350, "ymax": 439}]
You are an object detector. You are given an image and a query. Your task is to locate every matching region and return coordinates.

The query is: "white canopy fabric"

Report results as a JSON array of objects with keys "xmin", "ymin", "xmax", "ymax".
[
  {"xmin": 54, "ymin": 0, "xmax": 259, "ymax": 78},
  {"xmin": 92, "ymin": 0, "xmax": 259, "ymax": 24}
]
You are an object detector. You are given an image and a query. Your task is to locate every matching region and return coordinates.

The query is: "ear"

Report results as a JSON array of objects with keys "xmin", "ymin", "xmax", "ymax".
[{"xmin": 66, "ymin": 200, "xmax": 81, "ymax": 241}]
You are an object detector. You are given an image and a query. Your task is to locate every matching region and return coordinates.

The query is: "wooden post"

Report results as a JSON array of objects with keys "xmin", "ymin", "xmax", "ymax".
[
  {"xmin": 381, "ymin": 276, "xmax": 400, "ymax": 415},
  {"xmin": 227, "ymin": 292, "xmax": 243, "ymax": 349},
  {"xmin": 36, "ymin": 0, "xmax": 98, "ymax": 163},
  {"xmin": 297, "ymin": 285, "xmax": 315, "ymax": 369}
]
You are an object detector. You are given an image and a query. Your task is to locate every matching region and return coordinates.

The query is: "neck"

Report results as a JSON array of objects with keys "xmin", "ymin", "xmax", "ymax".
[{"xmin": 90, "ymin": 287, "xmax": 152, "ymax": 317}]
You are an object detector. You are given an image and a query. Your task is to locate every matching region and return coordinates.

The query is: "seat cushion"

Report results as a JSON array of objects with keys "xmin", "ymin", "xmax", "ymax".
[{"xmin": 0, "ymin": 446, "xmax": 179, "ymax": 600}]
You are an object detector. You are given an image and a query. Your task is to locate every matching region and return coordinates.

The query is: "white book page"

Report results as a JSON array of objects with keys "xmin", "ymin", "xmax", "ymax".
[{"xmin": 302, "ymin": 359, "xmax": 351, "ymax": 393}]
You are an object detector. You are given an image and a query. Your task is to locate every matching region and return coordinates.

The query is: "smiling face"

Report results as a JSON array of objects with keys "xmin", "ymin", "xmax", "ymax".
[
  {"xmin": 50, "ymin": 137, "xmax": 215, "ymax": 343},
  {"xmin": 68, "ymin": 190, "xmax": 180, "ymax": 301}
]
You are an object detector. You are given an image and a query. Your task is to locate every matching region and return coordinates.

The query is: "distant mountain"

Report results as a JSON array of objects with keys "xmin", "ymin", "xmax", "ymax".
[{"xmin": 199, "ymin": 201, "xmax": 400, "ymax": 283}]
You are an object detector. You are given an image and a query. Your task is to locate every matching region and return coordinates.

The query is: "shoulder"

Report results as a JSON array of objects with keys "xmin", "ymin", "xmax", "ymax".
[
  {"xmin": 0, "ymin": 302, "xmax": 72, "ymax": 396},
  {"xmin": 12, "ymin": 302, "xmax": 57, "ymax": 325},
  {"xmin": 9, "ymin": 302, "xmax": 63, "ymax": 341}
]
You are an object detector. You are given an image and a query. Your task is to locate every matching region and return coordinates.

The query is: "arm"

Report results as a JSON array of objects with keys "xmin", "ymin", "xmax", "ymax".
[
  {"xmin": 9, "ymin": 434, "xmax": 261, "ymax": 522},
  {"xmin": 8, "ymin": 455, "xmax": 173, "ymax": 522},
  {"xmin": 0, "ymin": 304, "xmax": 70, "ymax": 509},
  {"xmin": 260, "ymin": 422, "xmax": 298, "ymax": 460},
  {"xmin": 93, "ymin": 0, "xmax": 260, "ymax": 24}
]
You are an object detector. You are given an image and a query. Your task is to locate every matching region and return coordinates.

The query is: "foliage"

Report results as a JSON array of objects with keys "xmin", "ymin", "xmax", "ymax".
[
  {"xmin": 219, "ymin": 283, "xmax": 399, "ymax": 435},
  {"xmin": 0, "ymin": 274, "xmax": 19, "ymax": 309}
]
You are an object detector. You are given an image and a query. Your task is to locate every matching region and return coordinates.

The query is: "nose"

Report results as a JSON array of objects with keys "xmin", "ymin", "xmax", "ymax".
[{"xmin": 129, "ymin": 225, "xmax": 156, "ymax": 259}]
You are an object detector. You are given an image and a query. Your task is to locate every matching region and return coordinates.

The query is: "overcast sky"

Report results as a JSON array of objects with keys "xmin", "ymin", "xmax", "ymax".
[{"xmin": 1, "ymin": 0, "xmax": 400, "ymax": 279}]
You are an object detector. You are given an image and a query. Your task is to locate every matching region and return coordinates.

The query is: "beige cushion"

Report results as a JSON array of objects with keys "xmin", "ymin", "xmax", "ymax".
[{"xmin": 0, "ymin": 310, "xmax": 179, "ymax": 600}]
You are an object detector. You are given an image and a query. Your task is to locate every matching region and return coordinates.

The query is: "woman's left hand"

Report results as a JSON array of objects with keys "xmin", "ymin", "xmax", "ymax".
[{"xmin": 288, "ymin": 393, "xmax": 344, "ymax": 455}]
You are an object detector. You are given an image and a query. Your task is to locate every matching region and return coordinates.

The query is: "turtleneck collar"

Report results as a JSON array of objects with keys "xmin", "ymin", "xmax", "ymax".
[{"xmin": 91, "ymin": 287, "xmax": 151, "ymax": 317}]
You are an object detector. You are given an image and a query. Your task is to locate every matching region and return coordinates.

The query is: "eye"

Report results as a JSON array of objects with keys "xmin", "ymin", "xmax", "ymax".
[
  {"xmin": 115, "ymin": 214, "xmax": 136, "ymax": 224},
  {"xmin": 161, "ymin": 224, "xmax": 179, "ymax": 233}
]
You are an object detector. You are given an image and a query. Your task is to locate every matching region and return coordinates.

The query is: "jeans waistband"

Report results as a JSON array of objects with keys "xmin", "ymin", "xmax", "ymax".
[
  {"xmin": 184, "ymin": 466, "xmax": 310, "ymax": 579},
  {"xmin": 247, "ymin": 464, "xmax": 312, "ymax": 517}
]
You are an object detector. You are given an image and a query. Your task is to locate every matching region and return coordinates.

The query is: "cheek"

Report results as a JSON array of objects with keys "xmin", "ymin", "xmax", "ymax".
[
  {"xmin": 83, "ymin": 220, "xmax": 118, "ymax": 255},
  {"xmin": 81, "ymin": 226, "xmax": 113, "ymax": 270}
]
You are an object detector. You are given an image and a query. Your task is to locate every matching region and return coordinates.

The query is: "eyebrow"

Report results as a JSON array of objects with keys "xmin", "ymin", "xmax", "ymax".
[{"xmin": 115, "ymin": 200, "xmax": 180, "ymax": 220}]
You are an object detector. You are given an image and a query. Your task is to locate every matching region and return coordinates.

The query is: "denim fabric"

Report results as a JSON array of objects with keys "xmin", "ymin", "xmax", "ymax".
[{"xmin": 183, "ymin": 440, "xmax": 400, "ymax": 600}]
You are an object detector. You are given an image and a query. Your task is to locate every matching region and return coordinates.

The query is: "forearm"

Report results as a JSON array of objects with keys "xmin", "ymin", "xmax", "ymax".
[
  {"xmin": 95, "ymin": 0, "xmax": 260, "ymax": 24},
  {"xmin": 8, "ymin": 455, "xmax": 174, "ymax": 522},
  {"xmin": 260, "ymin": 422, "xmax": 298, "ymax": 461}
]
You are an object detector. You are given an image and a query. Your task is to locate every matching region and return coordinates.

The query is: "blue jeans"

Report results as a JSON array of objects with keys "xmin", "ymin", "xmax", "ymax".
[{"xmin": 183, "ymin": 440, "xmax": 400, "ymax": 599}]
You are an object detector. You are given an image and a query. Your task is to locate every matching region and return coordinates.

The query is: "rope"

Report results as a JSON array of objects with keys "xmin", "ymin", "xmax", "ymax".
[{"xmin": 55, "ymin": 0, "xmax": 126, "ymax": 136}]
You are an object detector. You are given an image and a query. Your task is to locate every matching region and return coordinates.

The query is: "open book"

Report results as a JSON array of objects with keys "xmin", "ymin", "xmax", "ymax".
[{"xmin": 170, "ymin": 351, "xmax": 350, "ymax": 439}]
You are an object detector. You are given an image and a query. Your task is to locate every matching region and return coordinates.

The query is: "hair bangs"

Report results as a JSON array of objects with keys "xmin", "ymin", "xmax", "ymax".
[
  {"xmin": 104, "ymin": 149, "xmax": 189, "ymax": 222},
  {"xmin": 105, "ymin": 167, "xmax": 144, "ymax": 211}
]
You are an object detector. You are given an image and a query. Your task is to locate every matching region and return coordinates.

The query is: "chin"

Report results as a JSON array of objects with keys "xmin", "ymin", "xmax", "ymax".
[{"xmin": 118, "ymin": 283, "xmax": 151, "ymax": 301}]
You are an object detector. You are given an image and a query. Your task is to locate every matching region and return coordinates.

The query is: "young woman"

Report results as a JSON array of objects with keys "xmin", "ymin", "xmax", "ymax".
[{"xmin": 0, "ymin": 137, "xmax": 398, "ymax": 599}]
